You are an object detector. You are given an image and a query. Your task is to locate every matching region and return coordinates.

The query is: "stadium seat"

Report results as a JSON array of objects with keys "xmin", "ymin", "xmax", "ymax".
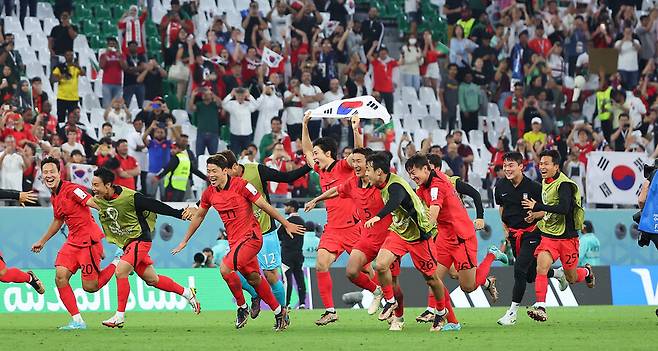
[
  {"xmin": 36, "ymin": 2, "xmax": 55, "ymax": 20},
  {"xmin": 421, "ymin": 116, "xmax": 439, "ymax": 130},
  {"xmin": 431, "ymin": 129, "xmax": 448, "ymax": 147},
  {"xmin": 235, "ymin": 0, "xmax": 252, "ymax": 11},
  {"xmin": 23, "ymin": 17, "xmax": 43, "ymax": 36},
  {"xmin": 89, "ymin": 108, "xmax": 106, "ymax": 129},
  {"xmin": 401, "ymin": 86, "xmax": 418, "ymax": 105},
  {"xmin": 428, "ymin": 101, "xmax": 441, "ymax": 121},
  {"xmin": 402, "ymin": 115, "xmax": 421, "ymax": 132},
  {"xmin": 4, "ymin": 16, "xmax": 23, "ymax": 34},
  {"xmin": 19, "ymin": 48, "xmax": 38, "ymax": 64},
  {"xmin": 82, "ymin": 93, "xmax": 102, "ymax": 111},
  {"xmin": 487, "ymin": 102, "xmax": 500, "ymax": 119},
  {"xmin": 25, "ymin": 61, "xmax": 45, "ymax": 81},
  {"xmin": 410, "ymin": 100, "xmax": 429, "ymax": 118},
  {"xmin": 151, "ymin": 1, "xmax": 167, "ymax": 24},
  {"xmin": 495, "ymin": 117, "xmax": 511, "ymax": 140},
  {"xmin": 95, "ymin": 7, "xmax": 114, "ymax": 21},
  {"xmin": 198, "ymin": 0, "xmax": 217, "ymax": 14},
  {"xmin": 468, "ymin": 130, "xmax": 484, "ymax": 147},
  {"xmin": 74, "ymin": 35, "xmax": 91, "ymax": 53},
  {"xmin": 172, "ymin": 109, "xmax": 191, "ymax": 126},
  {"xmin": 256, "ymin": 0, "xmax": 272, "ymax": 12},
  {"xmin": 43, "ymin": 17, "xmax": 59, "ymax": 36},
  {"xmin": 13, "ymin": 32, "xmax": 31, "ymax": 50},
  {"xmin": 394, "ymin": 100, "xmax": 410, "ymax": 116},
  {"xmin": 419, "ymin": 86, "xmax": 438, "ymax": 105}
]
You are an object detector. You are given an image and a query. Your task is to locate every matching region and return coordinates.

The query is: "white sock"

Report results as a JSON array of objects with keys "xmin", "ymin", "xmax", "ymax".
[
  {"xmin": 273, "ymin": 305, "xmax": 282, "ymax": 314},
  {"xmin": 436, "ymin": 308, "xmax": 447, "ymax": 317},
  {"xmin": 72, "ymin": 314, "xmax": 83, "ymax": 323},
  {"xmin": 115, "ymin": 311, "xmax": 125, "ymax": 319},
  {"xmin": 239, "ymin": 303, "xmax": 248, "ymax": 309},
  {"xmin": 182, "ymin": 288, "xmax": 192, "ymax": 299},
  {"xmin": 553, "ymin": 268, "xmax": 564, "ymax": 279},
  {"xmin": 426, "ymin": 307, "xmax": 435, "ymax": 314},
  {"xmin": 535, "ymin": 302, "xmax": 546, "ymax": 309},
  {"xmin": 386, "ymin": 297, "xmax": 396, "ymax": 304},
  {"xmin": 326, "ymin": 307, "xmax": 336, "ymax": 313},
  {"xmin": 482, "ymin": 278, "xmax": 491, "ymax": 289},
  {"xmin": 509, "ymin": 302, "xmax": 520, "ymax": 314}
]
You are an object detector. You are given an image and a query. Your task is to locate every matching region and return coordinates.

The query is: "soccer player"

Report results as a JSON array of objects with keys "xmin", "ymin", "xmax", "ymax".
[
  {"xmin": 305, "ymin": 147, "xmax": 404, "ymax": 330},
  {"xmin": 405, "ymin": 153, "xmax": 508, "ymax": 331},
  {"xmin": 217, "ymin": 149, "xmax": 311, "ymax": 318},
  {"xmin": 88, "ymin": 167, "xmax": 201, "ymax": 328},
  {"xmin": 363, "ymin": 152, "xmax": 449, "ymax": 332},
  {"xmin": 495, "ymin": 152, "xmax": 568, "ymax": 326},
  {"xmin": 172, "ymin": 154, "xmax": 305, "ymax": 331},
  {"xmin": 0, "ymin": 189, "xmax": 44, "ymax": 294},
  {"xmin": 31, "ymin": 157, "xmax": 119, "ymax": 330},
  {"xmin": 521, "ymin": 150, "xmax": 595, "ymax": 322},
  {"xmin": 301, "ymin": 112, "xmax": 373, "ymax": 326}
]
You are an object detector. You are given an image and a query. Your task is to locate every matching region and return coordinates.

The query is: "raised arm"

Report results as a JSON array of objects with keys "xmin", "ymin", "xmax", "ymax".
[
  {"xmin": 171, "ymin": 206, "xmax": 209, "ymax": 254},
  {"xmin": 253, "ymin": 196, "xmax": 306, "ymax": 236},
  {"xmin": 301, "ymin": 111, "xmax": 315, "ymax": 163}
]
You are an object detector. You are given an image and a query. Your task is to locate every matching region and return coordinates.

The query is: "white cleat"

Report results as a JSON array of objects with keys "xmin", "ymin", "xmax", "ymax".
[
  {"xmin": 555, "ymin": 267, "xmax": 569, "ymax": 291},
  {"xmin": 102, "ymin": 314, "xmax": 125, "ymax": 329},
  {"xmin": 497, "ymin": 310, "xmax": 517, "ymax": 326},
  {"xmin": 187, "ymin": 288, "xmax": 201, "ymax": 314},
  {"xmin": 389, "ymin": 317, "xmax": 405, "ymax": 331},
  {"xmin": 368, "ymin": 286, "xmax": 384, "ymax": 315}
]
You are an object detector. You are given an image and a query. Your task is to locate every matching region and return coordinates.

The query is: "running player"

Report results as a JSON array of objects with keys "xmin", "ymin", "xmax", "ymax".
[
  {"xmin": 405, "ymin": 153, "xmax": 508, "ymax": 331},
  {"xmin": 301, "ymin": 112, "xmax": 373, "ymax": 326},
  {"xmin": 88, "ymin": 167, "xmax": 200, "ymax": 328},
  {"xmin": 172, "ymin": 154, "xmax": 305, "ymax": 331},
  {"xmin": 217, "ymin": 149, "xmax": 311, "ymax": 318},
  {"xmin": 0, "ymin": 189, "xmax": 44, "ymax": 294},
  {"xmin": 363, "ymin": 152, "xmax": 448, "ymax": 332},
  {"xmin": 31, "ymin": 157, "xmax": 118, "ymax": 330},
  {"xmin": 522, "ymin": 150, "xmax": 594, "ymax": 322},
  {"xmin": 496, "ymin": 152, "xmax": 568, "ymax": 325},
  {"xmin": 305, "ymin": 148, "xmax": 404, "ymax": 330}
]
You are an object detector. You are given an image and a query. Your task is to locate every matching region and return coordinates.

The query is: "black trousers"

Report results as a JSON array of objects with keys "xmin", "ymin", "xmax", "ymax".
[
  {"xmin": 56, "ymin": 99, "xmax": 79, "ymax": 124},
  {"xmin": 283, "ymin": 256, "xmax": 306, "ymax": 307},
  {"xmin": 509, "ymin": 231, "xmax": 553, "ymax": 304},
  {"xmin": 19, "ymin": 0, "xmax": 36, "ymax": 25},
  {"xmin": 380, "ymin": 92, "xmax": 394, "ymax": 114}
]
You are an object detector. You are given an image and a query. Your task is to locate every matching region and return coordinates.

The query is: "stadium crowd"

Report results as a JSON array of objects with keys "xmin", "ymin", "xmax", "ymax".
[{"xmin": 0, "ymin": 0, "xmax": 656, "ymax": 207}]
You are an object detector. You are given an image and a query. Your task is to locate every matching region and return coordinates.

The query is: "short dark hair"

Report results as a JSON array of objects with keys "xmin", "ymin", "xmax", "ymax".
[
  {"xmin": 430, "ymin": 144, "xmax": 442, "ymax": 151},
  {"xmin": 404, "ymin": 153, "xmax": 430, "ymax": 172},
  {"xmin": 503, "ymin": 151, "xmax": 524, "ymax": 164},
  {"xmin": 218, "ymin": 150, "xmax": 238, "ymax": 168},
  {"xmin": 312, "ymin": 137, "xmax": 338, "ymax": 159},
  {"xmin": 202, "ymin": 247, "xmax": 213, "ymax": 254},
  {"xmin": 106, "ymin": 36, "xmax": 118, "ymax": 44},
  {"xmin": 102, "ymin": 122, "xmax": 112, "ymax": 129},
  {"xmin": 351, "ymin": 147, "xmax": 373, "ymax": 158},
  {"xmin": 70, "ymin": 149, "xmax": 83, "ymax": 158},
  {"xmin": 116, "ymin": 138, "xmax": 128, "ymax": 146},
  {"xmin": 31, "ymin": 77, "xmax": 42, "ymax": 83},
  {"xmin": 94, "ymin": 167, "xmax": 115, "ymax": 184},
  {"xmin": 194, "ymin": 252, "xmax": 205, "ymax": 264},
  {"xmin": 447, "ymin": 63, "xmax": 458, "ymax": 70},
  {"xmin": 366, "ymin": 152, "xmax": 391, "ymax": 174},
  {"xmin": 427, "ymin": 153, "xmax": 442, "ymax": 169},
  {"xmin": 539, "ymin": 149, "xmax": 561, "ymax": 165},
  {"xmin": 271, "ymin": 116, "xmax": 282, "ymax": 124},
  {"xmin": 247, "ymin": 143, "xmax": 257, "ymax": 150},
  {"xmin": 207, "ymin": 154, "xmax": 229, "ymax": 169},
  {"xmin": 41, "ymin": 156, "xmax": 60, "ymax": 171}
]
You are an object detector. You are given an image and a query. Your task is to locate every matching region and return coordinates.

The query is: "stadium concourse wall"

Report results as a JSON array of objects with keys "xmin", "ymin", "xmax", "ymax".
[{"xmin": 0, "ymin": 208, "xmax": 657, "ymax": 312}]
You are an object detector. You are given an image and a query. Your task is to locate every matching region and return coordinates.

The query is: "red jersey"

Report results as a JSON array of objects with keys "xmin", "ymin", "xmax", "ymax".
[
  {"xmin": 50, "ymin": 181, "xmax": 104, "ymax": 247},
  {"xmin": 314, "ymin": 159, "xmax": 357, "ymax": 229},
  {"xmin": 371, "ymin": 58, "xmax": 398, "ymax": 93},
  {"xmin": 114, "ymin": 154, "xmax": 139, "ymax": 190},
  {"xmin": 416, "ymin": 171, "xmax": 474, "ymax": 241},
  {"xmin": 337, "ymin": 176, "xmax": 391, "ymax": 234},
  {"xmin": 200, "ymin": 176, "xmax": 262, "ymax": 245}
]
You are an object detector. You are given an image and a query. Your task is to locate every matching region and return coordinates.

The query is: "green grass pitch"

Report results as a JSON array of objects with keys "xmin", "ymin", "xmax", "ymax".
[{"xmin": 0, "ymin": 306, "xmax": 655, "ymax": 350}]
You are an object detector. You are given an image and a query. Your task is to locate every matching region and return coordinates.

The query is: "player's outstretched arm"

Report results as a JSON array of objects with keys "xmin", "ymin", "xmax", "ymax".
[
  {"xmin": 172, "ymin": 206, "xmax": 209, "ymax": 254},
  {"xmin": 32, "ymin": 218, "xmax": 64, "ymax": 253},
  {"xmin": 301, "ymin": 111, "xmax": 315, "ymax": 163},
  {"xmin": 134, "ymin": 192, "xmax": 185, "ymax": 219},
  {"xmin": 258, "ymin": 163, "xmax": 312, "ymax": 184},
  {"xmin": 304, "ymin": 186, "xmax": 339, "ymax": 212},
  {"xmin": 254, "ymin": 196, "xmax": 306, "ymax": 237},
  {"xmin": 0, "ymin": 189, "xmax": 37, "ymax": 205}
]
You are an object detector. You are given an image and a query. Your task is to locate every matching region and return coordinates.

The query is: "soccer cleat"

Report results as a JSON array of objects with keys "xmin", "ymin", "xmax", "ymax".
[
  {"xmin": 497, "ymin": 310, "xmax": 517, "ymax": 326},
  {"xmin": 527, "ymin": 305, "xmax": 548, "ymax": 322},
  {"xmin": 274, "ymin": 308, "xmax": 290, "ymax": 331},
  {"xmin": 250, "ymin": 297, "xmax": 261, "ymax": 319},
  {"xmin": 442, "ymin": 322, "xmax": 462, "ymax": 331},
  {"xmin": 297, "ymin": 304, "xmax": 306, "ymax": 309},
  {"xmin": 555, "ymin": 268, "xmax": 569, "ymax": 291},
  {"xmin": 101, "ymin": 314, "xmax": 124, "ymax": 329},
  {"xmin": 368, "ymin": 286, "xmax": 384, "ymax": 315},
  {"xmin": 415, "ymin": 309, "xmax": 435, "ymax": 323},
  {"xmin": 236, "ymin": 306, "xmax": 249, "ymax": 329},
  {"xmin": 27, "ymin": 271, "xmax": 45, "ymax": 294},
  {"xmin": 488, "ymin": 245, "xmax": 509, "ymax": 265},
  {"xmin": 59, "ymin": 320, "xmax": 87, "ymax": 330},
  {"xmin": 585, "ymin": 264, "xmax": 596, "ymax": 288},
  {"xmin": 430, "ymin": 310, "xmax": 447, "ymax": 331},
  {"xmin": 389, "ymin": 317, "xmax": 404, "ymax": 331},
  {"xmin": 378, "ymin": 300, "xmax": 398, "ymax": 321},
  {"xmin": 186, "ymin": 288, "xmax": 201, "ymax": 314},
  {"xmin": 315, "ymin": 310, "xmax": 338, "ymax": 326},
  {"xmin": 485, "ymin": 276, "xmax": 499, "ymax": 302}
]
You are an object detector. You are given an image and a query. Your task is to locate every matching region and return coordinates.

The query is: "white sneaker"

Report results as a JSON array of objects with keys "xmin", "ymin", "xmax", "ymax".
[
  {"xmin": 389, "ymin": 317, "xmax": 404, "ymax": 331},
  {"xmin": 102, "ymin": 313, "xmax": 125, "ymax": 328},
  {"xmin": 497, "ymin": 310, "xmax": 517, "ymax": 326},
  {"xmin": 368, "ymin": 286, "xmax": 383, "ymax": 315},
  {"xmin": 555, "ymin": 268, "xmax": 569, "ymax": 291}
]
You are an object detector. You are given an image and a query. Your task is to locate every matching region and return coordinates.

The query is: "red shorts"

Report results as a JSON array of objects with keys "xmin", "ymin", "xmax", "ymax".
[
  {"xmin": 353, "ymin": 225, "xmax": 388, "ymax": 263},
  {"xmin": 382, "ymin": 233, "xmax": 438, "ymax": 276},
  {"xmin": 223, "ymin": 235, "xmax": 263, "ymax": 275},
  {"xmin": 0, "ymin": 251, "xmax": 5, "ymax": 271},
  {"xmin": 55, "ymin": 242, "xmax": 104, "ymax": 281},
  {"xmin": 121, "ymin": 240, "xmax": 154, "ymax": 275},
  {"xmin": 534, "ymin": 236, "xmax": 580, "ymax": 270},
  {"xmin": 435, "ymin": 235, "xmax": 478, "ymax": 272},
  {"xmin": 318, "ymin": 224, "xmax": 361, "ymax": 256}
]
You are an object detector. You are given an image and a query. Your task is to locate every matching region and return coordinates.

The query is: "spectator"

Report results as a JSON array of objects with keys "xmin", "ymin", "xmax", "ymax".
[
  {"xmin": 0, "ymin": 34, "xmax": 25, "ymax": 82},
  {"xmin": 139, "ymin": 58, "xmax": 168, "ymax": 102},
  {"xmin": 456, "ymin": 6, "xmax": 475, "ymax": 37},
  {"xmin": 528, "ymin": 25, "xmax": 552, "ymax": 58},
  {"xmin": 457, "ymin": 71, "xmax": 481, "ymax": 134},
  {"xmin": 449, "ymin": 25, "xmax": 478, "ymax": 68},
  {"xmin": 52, "ymin": 50, "xmax": 85, "ymax": 124},
  {"xmin": 241, "ymin": 1, "xmax": 268, "ymax": 48},
  {"xmin": 60, "ymin": 128, "xmax": 85, "ymax": 158},
  {"xmin": 31, "ymin": 77, "xmax": 49, "ymax": 113},
  {"xmin": 438, "ymin": 63, "xmax": 459, "ymax": 132},
  {"xmin": 192, "ymin": 253, "xmax": 205, "ymax": 268},
  {"xmin": 156, "ymin": 141, "xmax": 194, "ymax": 201},
  {"xmin": 254, "ymin": 81, "xmax": 284, "ymax": 147},
  {"xmin": 443, "ymin": 142, "xmax": 465, "ymax": 179},
  {"xmin": 18, "ymin": 0, "xmax": 37, "ymax": 26},
  {"xmin": 189, "ymin": 88, "xmax": 222, "ymax": 156},
  {"xmin": 126, "ymin": 118, "xmax": 148, "ymax": 192},
  {"xmin": 611, "ymin": 113, "xmax": 632, "ymax": 152},
  {"xmin": 615, "ymin": 25, "xmax": 641, "ymax": 91},
  {"xmin": 264, "ymin": 142, "xmax": 293, "ymax": 206},
  {"xmin": 636, "ymin": 15, "xmax": 656, "ymax": 72},
  {"xmin": 563, "ymin": 147, "xmax": 586, "ymax": 202},
  {"xmin": 299, "ymin": 71, "xmax": 323, "ymax": 139},
  {"xmin": 399, "ymin": 34, "xmax": 423, "ymax": 91},
  {"xmin": 142, "ymin": 121, "xmax": 179, "ymax": 199},
  {"xmin": 0, "ymin": 135, "xmax": 24, "ymax": 192},
  {"xmin": 483, "ymin": 123, "xmax": 510, "ymax": 178},
  {"xmin": 367, "ymin": 45, "xmax": 397, "ymax": 113},
  {"xmin": 48, "ymin": 11, "xmax": 78, "ymax": 70},
  {"xmin": 122, "ymin": 41, "xmax": 147, "ymax": 109},
  {"xmin": 292, "ymin": 0, "xmax": 323, "ymax": 42},
  {"xmin": 239, "ymin": 143, "xmax": 259, "ymax": 165},
  {"xmin": 201, "ymin": 248, "xmax": 217, "ymax": 268},
  {"xmin": 268, "ymin": 0, "xmax": 292, "ymax": 46},
  {"xmin": 0, "ymin": 66, "xmax": 17, "ymax": 104},
  {"xmin": 211, "ymin": 229, "xmax": 230, "ymax": 265},
  {"xmin": 159, "ymin": 0, "xmax": 194, "ymax": 51},
  {"xmin": 118, "ymin": 5, "xmax": 148, "ymax": 55},
  {"xmin": 322, "ymin": 78, "xmax": 343, "ymax": 105},
  {"xmin": 111, "ymin": 139, "xmax": 141, "ymax": 190},
  {"xmin": 104, "ymin": 97, "xmax": 132, "ymax": 127},
  {"xmin": 99, "ymin": 37, "xmax": 124, "ymax": 108},
  {"xmin": 510, "ymin": 30, "xmax": 531, "ymax": 83},
  {"xmin": 278, "ymin": 200, "xmax": 307, "ymax": 308},
  {"xmin": 452, "ymin": 130, "xmax": 474, "ymax": 176},
  {"xmin": 137, "ymin": 98, "xmax": 175, "ymax": 132},
  {"xmin": 223, "ymin": 87, "xmax": 257, "ymax": 155},
  {"xmin": 579, "ymin": 221, "xmax": 600, "ymax": 266},
  {"xmin": 504, "ymin": 82, "xmax": 525, "ymax": 140},
  {"xmin": 361, "ymin": 6, "xmax": 384, "ymax": 55},
  {"xmin": 523, "ymin": 117, "xmax": 547, "ymax": 147}
]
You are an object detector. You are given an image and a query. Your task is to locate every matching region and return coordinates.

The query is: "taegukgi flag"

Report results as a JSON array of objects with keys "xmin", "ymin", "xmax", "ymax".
[
  {"xmin": 261, "ymin": 47, "xmax": 283, "ymax": 68},
  {"xmin": 586, "ymin": 151, "xmax": 646, "ymax": 205},
  {"xmin": 309, "ymin": 96, "xmax": 391, "ymax": 123}
]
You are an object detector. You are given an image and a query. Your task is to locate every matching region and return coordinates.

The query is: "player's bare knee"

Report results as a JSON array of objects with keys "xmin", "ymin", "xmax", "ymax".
[
  {"xmin": 82, "ymin": 281, "xmax": 99, "ymax": 292},
  {"xmin": 345, "ymin": 265, "xmax": 360, "ymax": 279},
  {"xmin": 263, "ymin": 270, "xmax": 278, "ymax": 284},
  {"xmin": 54, "ymin": 274, "xmax": 69, "ymax": 287},
  {"xmin": 374, "ymin": 261, "xmax": 389, "ymax": 274},
  {"xmin": 144, "ymin": 277, "xmax": 159, "ymax": 286},
  {"xmin": 246, "ymin": 272, "xmax": 261, "ymax": 286}
]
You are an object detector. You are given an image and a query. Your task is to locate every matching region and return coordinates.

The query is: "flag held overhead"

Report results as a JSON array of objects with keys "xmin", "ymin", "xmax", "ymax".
[{"xmin": 309, "ymin": 96, "xmax": 391, "ymax": 123}]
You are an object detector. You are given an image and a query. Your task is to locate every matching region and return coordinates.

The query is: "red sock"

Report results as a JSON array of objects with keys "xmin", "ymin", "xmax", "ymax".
[
  {"xmin": 116, "ymin": 277, "xmax": 130, "ymax": 313},
  {"xmin": 221, "ymin": 271, "xmax": 246, "ymax": 306},
  {"xmin": 434, "ymin": 292, "xmax": 446, "ymax": 311},
  {"xmin": 0, "ymin": 268, "xmax": 31, "ymax": 283},
  {"xmin": 381, "ymin": 284, "xmax": 394, "ymax": 300},
  {"xmin": 393, "ymin": 285, "xmax": 404, "ymax": 317},
  {"xmin": 475, "ymin": 253, "xmax": 495, "ymax": 286},
  {"xmin": 154, "ymin": 275, "xmax": 184, "ymax": 295},
  {"xmin": 57, "ymin": 286, "xmax": 79, "ymax": 316},
  {"xmin": 254, "ymin": 276, "xmax": 280, "ymax": 310},
  {"xmin": 350, "ymin": 272, "xmax": 377, "ymax": 292},
  {"xmin": 427, "ymin": 292, "xmax": 436, "ymax": 309},
  {"xmin": 97, "ymin": 264, "xmax": 116, "ymax": 289},
  {"xmin": 535, "ymin": 274, "xmax": 548, "ymax": 303},
  {"xmin": 316, "ymin": 271, "xmax": 334, "ymax": 309},
  {"xmin": 576, "ymin": 267, "xmax": 589, "ymax": 282},
  {"xmin": 444, "ymin": 287, "xmax": 458, "ymax": 323}
]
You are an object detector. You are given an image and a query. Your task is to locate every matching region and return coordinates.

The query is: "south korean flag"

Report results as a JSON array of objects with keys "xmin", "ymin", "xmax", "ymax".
[{"xmin": 586, "ymin": 151, "xmax": 646, "ymax": 205}]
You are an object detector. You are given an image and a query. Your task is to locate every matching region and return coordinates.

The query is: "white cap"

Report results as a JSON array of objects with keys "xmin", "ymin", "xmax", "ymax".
[{"xmin": 531, "ymin": 117, "xmax": 542, "ymax": 125}]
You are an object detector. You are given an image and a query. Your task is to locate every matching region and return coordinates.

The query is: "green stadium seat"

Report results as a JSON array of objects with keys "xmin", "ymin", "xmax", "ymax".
[
  {"xmin": 99, "ymin": 19, "xmax": 116, "ymax": 33},
  {"xmin": 81, "ymin": 19, "xmax": 101, "ymax": 35},
  {"xmin": 148, "ymin": 36, "xmax": 161, "ymax": 52},
  {"xmin": 75, "ymin": 7, "xmax": 93, "ymax": 21},
  {"xmin": 95, "ymin": 6, "xmax": 113, "ymax": 21}
]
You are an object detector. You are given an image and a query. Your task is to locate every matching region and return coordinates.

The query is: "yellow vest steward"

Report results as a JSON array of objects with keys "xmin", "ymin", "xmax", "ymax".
[{"xmin": 164, "ymin": 152, "xmax": 191, "ymax": 191}]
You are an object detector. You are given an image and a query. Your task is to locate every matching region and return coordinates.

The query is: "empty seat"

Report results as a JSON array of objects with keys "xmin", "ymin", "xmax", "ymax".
[
  {"xmin": 37, "ymin": 3, "xmax": 55, "ymax": 20},
  {"xmin": 4, "ymin": 16, "xmax": 23, "ymax": 34},
  {"xmin": 487, "ymin": 102, "xmax": 500, "ymax": 119},
  {"xmin": 24, "ymin": 17, "xmax": 43, "ymax": 36},
  {"xmin": 410, "ymin": 100, "xmax": 429, "ymax": 117},
  {"xmin": 419, "ymin": 86, "xmax": 438, "ymax": 105},
  {"xmin": 402, "ymin": 114, "xmax": 421, "ymax": 131},
  {"xmin": 401, "ymin": 86, "xmax": 418, "ymax": 104},
  {"xmin": 25, "ymin": 61, "xmax": 45, "ymax": 80},
  {"xmin": 89, "ymin": 108, "xmax": 107, "ymax": 129},
  {"xmin": 13, "ymin": 32, "xmax": 31, "ymax": 50},
  {"xmin": 421, "ymin": 116, "xmax": 439, "ymax": 130},
  {"xmin": 431, "ymin": 129, "xmax": 448, "ymax": 147},
  {"xmin": 43, "ymin": 18, "xmax": 59, "ymax": 36},
  {"xmin": 394, "ymin": 100, "xmax": 410, "ymax": 116},
  {"xmin": 172, "ymin": 109, "xmax": 191, "ymax": 125}
]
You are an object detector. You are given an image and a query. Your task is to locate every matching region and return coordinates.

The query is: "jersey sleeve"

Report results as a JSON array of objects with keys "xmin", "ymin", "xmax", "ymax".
[
  {"xmin": 428, "ymin": 179, "xmax": 446, "ymax": 208},
  {"xmin": 336, "ymin": 178, "xmax": 353, "ymax": 199},
  {"xmin": 238, "ymin": 179, "xmax": 262, "ymax": 203},
  {"xmin": 68, "ymin": 185, "xmax": 91, "ymax": 205},
  {"xmin": 199, "ymin": 188, "xmax": 212, "ymax": 209}
]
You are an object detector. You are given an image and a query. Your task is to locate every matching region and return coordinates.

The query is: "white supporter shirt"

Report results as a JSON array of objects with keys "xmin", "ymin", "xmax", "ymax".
[
  {"xmin": 0, "ymin": 152, "xmax": 24, "ymax": 191},
  {"xmin": 300, "ymin": 83, "xmax": 322, "ymax": 111},
  {"xmin": 615, "ymin": 39, "xmax": 640, "ymax": 71},
  {"xmin": 61, "ymin": 142, "xmax": 86, "ymax": 156},
  {"xmin": 223, "ymin": 94, "xmax": 258, "ymax": 136},
  {"xmin": 284, "ymin": 90, "xmax": 304, "ymax": 125},
  {"xmin": 270, "ymin": 10, "xmax": 291, "ymax": 45},
  {"xmin": 322, "ymin": 90, "xmax": 344, "ymax": 105},
  {"xmin": 254, "ymin": 93, "xmax": 284, "ymax": 148},
  {"xmin": 127, "ymin": 128, "xmax": 148, "ymax": 171}
]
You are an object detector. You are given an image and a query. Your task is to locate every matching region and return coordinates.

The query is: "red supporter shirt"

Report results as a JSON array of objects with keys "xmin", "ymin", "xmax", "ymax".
[
  {"xmin": 416, "ymin": 171, "xmax": 474, "ymax": 242},
  {"xmin": 3, "ymin": 125, "xmax": 36, "ymax": 145},
  {"xmin": 290, "ymin": 43, "xmax": 309, "ymax": 68},
  {"xmin": 200, "ymin": 176, "xmax": 262, "ymax": 245},
  {"xmin": 574, "ymin": 141, "xmax": 595, "ymax": 166},
  {"xmin": 337, "ymin": 176, "xmax": 391, "ymax": 235},
  {"xmin": 100, "ymin": 51, "xmax": 123, "ymax": 85},
  {"xmin": 114, "ymin": 154, "xmax": 139, "ymax": 190},
  {"xmin": 241, "ymin": 58, "xmax": 260, "ymax": 82},
  {"xmin": 371, "ymin": 58, "xmax": 398, "ymax": 93},
  {"xmin": 50, "ymin": 181, "xmax": 104, "ymax": 247},
  {"xmin": 314, "ymin": 159, "xmax": 357, "ymax": 229},
  {"xmin": 202, "ymin": 43, "xmax": 225, "ymax": 57}
]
